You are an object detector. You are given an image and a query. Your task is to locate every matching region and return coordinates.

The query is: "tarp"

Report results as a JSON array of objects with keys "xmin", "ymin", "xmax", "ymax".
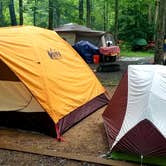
[{"xmin": 73, "ymin": 40, "xmax": 99, "ymax": 63}]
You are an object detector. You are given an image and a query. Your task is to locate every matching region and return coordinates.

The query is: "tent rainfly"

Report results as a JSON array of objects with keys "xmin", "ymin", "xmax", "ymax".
[
  {"xmin": 0, "ymin": 26, "xmax": 109, "ymax": 139},
  {"xmin": 103, "ymin": 65, "xmax": 166, "ymax": 165}
]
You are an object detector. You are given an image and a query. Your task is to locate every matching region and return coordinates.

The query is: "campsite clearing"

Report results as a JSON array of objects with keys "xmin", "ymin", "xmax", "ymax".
[{"xmin": 0, "ymin": 56, "xmax": 153, "ymax": 166}]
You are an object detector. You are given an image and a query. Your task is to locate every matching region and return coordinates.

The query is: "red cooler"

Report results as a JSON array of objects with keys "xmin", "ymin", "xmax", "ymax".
[{"xmin": 93, "ymin": 55, "xmax": 100, "ymax": 64}]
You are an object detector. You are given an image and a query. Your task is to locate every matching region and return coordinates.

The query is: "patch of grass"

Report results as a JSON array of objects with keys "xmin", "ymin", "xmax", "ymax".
[
  {"xmin": 100, "ymin": 79, "xmax": 119, "ymax": 86},
  {"xmin": 120, "ymin": 50, "xmax": 154, "ymax": 57}
]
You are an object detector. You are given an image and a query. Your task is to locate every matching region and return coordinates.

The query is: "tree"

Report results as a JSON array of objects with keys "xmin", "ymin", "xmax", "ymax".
[
  {"xmin": 19, "ymin": 0, "xmax": 23, "ymax": 25},
  {"xmin": 0, "ymin": 0, "xmax": 158, "ymax": 45},
  {"xmin": 79, "ymin": 0, "xmax": 84, "ymax": 24},
  {"xmin": 114, "ymin": 0, "xmax": 119, "ymax": 44},
  {"xmin": 148, "ymin": 3, "xmax": 152, "ymax": 25},
  {"xmin": 154, "ymin": 0, "xmax": 159, "ymax": 26},
  {"xmin": 118, "ymin": 0, "xmax": 155, "ymax": 42},
  {"xmin": 103, "ymin": 0, "xmax": 109, "ymax": 31},
  {"xmin": 154, "ymin": 0, "xmax": 166, "ymax": 64},
  {"xmin": 9, "ymin": 0, "xmax": 17, "ymax": 26},
  {"xmin": 86, "ymin": 0, "xmax": 91, "ymax": 27},
  {"xmin": 0, "ymin": 0, "xmax": 4, "ymax": 26},
  {"xmin": 54, "ymin": 0, "xmax": 60, "ymax": 27},
  {"xmin": 48, "ymin": 0, "xmax": 53, "ymax": 29},
  {"xmin": 33, "ymin": 0, "xmax": 37, "ymax": 26}
]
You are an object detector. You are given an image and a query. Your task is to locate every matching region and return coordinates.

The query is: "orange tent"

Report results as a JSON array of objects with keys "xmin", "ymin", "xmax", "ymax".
[{"xmin": 0, "ymin": 26, "xmax": 108, "ymax": 138}]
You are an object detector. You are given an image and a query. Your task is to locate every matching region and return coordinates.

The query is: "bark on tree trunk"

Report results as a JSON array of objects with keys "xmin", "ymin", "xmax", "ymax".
[
  {"xmin": 148, "ymin": 4, "xmax": 152, "ymax": 25},
  {"xmin": 9, "ymin": 0, "xmax": 17, "ymax": 26},
  {"xmin": 103, "ymin": 0, "xmax": 109, "ymax": 31},
  {"xmin": 19, "ymin": 0, "xmax": 23, "ymax": 25},
  {"xmin": 154, "ymin": 0, "xmax": 166, "ymax": 64},
  {"xmin": 0, "ymin": 1, "xmax": 3, "ymax": 26},
  {"xmin": 33, "ymin": 0, "xmax": 37, "ymax": 26},
  {"xmin": 154, "ymin": 0, "xmax": 159, "ymax": 26},
  {"xmin": 86, "ymin": 0, "xmax": 91, "ymax": 27},
  {"xmin": 154, "ymin": 0, "xmax": 159, "ymax": 40},
  {"xmin": 103, "ymin": 0, "xmax": 106, "ymax": 31},
  {"xmin": 48, "ymin": 0, "xmax": 53, "ymax": 29},
  {"xmin": 79, "ymin": 0, "xmax": 83, "ymax": 24},
  {"xmin": 55, "ymin": 1, "xmax": 60, "ymax": 27},
  {"xmin": 106, "ymin": 0, "xmax": 109, "ymax": 31},
  {"xmin": 114, "ymin": 0, "xmax": 119, "ymax": 45}
]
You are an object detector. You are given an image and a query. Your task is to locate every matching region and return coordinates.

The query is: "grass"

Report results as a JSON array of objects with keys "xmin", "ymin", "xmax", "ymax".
[
  {"xmin": 100, "ymin": 79, "xmax": 119, "ymax": 86},
  {"xmin": 120, "ymin": 50, "xmax": 154, "ymax": 57}
]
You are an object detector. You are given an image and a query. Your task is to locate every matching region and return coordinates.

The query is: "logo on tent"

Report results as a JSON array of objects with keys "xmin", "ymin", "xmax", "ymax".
[{"xmin": 47, "ymin": 49, "xmax": 62, "ymax": 60}]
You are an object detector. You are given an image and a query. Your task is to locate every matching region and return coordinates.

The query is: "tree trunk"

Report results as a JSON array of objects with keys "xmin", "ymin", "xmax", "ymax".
[
  {"xmin": 33, "ymin": 0, "xmax": 37, "ymax": 26},
  {"xmin": 148, "ymin": 4, "xmax": 152, "ymax": 25},
  {"xmin": 19, "ymin": 0, "xmax": 23, "ymax": 25},
  {"xmin": 55, "ymin": 0, "xmax": 60, "ymax": 27},
  {"xmin": 86, "ymin": 0, "xmax": 91, "ymax": 27},
  {"xmin": 79, "ymin": 0, "xmax": 83, "ymax": 24},
  {"xmin": 90, "ymin": 0, "xmax": 94, "ymax": 27},
  {"xmin": 153, "ymin": 0, "xmax": 159, "ymax": 40},
  {"xmin": 154, "ymin": 0, "xmax": 159, "ymax": 26},
  {"xmin": 9, "ymin": 0, "xmax": 17, "ymax": 26},
  {"xmin": 103, "ymin": 0, "xmax": 106, "ymax": 31},
  {"xmin": 106, "ymin": 0, "xmax": 109, "ymax": 31},
  {"xmin": 55, "ymin": 9, "xmax": 60, "ymax": 27},
  {"xmin": 114, "ymin": 0, "xmax": 119, "ymax": 45},
  {"xmin": 48, "ymin": 0, "xmax": 53, "ymax": 29},
  {"xmin": 0, "ymin": 1, "xmax": 3, "ymax": 26},
  {"xmin": 104, "ymin": 0, "xmax": 109, "ymax": 31},
  {"xmin": 154, "ymin": 0, "xmax": 166, "ymax": 64}
]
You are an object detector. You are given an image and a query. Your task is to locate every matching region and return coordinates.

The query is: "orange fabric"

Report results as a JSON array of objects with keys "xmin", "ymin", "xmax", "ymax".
[{"xmin": 0, "ymin": 26, "xmax": 105, "ymax": 123}]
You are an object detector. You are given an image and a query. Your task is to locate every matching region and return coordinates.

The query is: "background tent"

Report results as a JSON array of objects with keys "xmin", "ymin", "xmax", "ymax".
[
  {"xmin": 103, "ymin": 65, "xmax": 166, "ymax": 165},
  {"xmin": 54, "ymin": 23, "xmax": 114, "ymax": 47},
  {"xmin": 0, "ymin": 26, "xmax": 109, "ymax": 138}
]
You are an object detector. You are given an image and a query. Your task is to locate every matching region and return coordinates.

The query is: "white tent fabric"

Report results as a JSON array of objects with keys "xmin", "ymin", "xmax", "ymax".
[{"xmin": 112, "ymin": 65, "xmax": 166, "ymax": 149}]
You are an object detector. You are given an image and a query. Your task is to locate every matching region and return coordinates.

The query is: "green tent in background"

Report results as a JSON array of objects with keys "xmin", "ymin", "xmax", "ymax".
[{"xmin": 132, "ymin": 38, "xmax": 147, "ymax": 50}]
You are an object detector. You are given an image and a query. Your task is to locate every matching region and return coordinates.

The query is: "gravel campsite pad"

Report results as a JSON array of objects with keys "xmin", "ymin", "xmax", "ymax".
[
  {"xmin": 0, "ymin": 57, "xmax": 153, "ymax": 166},
  {"xmin": 0, "ymin": 105, "xmax": 113, "ymax": 166}
]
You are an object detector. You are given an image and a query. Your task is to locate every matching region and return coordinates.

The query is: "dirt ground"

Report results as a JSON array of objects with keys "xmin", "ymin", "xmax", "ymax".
[{"xmin": 0, "ymin": 56, "xmax": 153, "ymax": 166}]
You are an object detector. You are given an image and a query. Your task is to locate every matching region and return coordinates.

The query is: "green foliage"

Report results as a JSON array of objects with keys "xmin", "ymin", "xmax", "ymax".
[
  {"xmin": 118, "ymin": 0, "xmax": 155, "ymax": 43},
  {"xmin": 0, "ymin": 0, "xmax": 156, "ymax": 48},
  {"xmin": 0, "ymin": 0, "xmax": 11, "ymax": 26}
]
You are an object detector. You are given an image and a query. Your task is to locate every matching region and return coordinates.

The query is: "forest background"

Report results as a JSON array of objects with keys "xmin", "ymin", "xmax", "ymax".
[{"xmin": 0, "ymin": 0, "xmax": 165, "ymax": 63}]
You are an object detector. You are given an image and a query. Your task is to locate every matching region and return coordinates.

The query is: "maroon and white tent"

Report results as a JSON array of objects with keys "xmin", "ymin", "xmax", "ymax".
[{"xmin": 103, "ymin": 65, "xmax": 166, "ymax": 157}]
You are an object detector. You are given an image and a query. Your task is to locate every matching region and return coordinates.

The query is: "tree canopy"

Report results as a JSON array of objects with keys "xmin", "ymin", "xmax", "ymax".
[
  {"xmin": 0, "ymin": 0, "xmax": 156, "ymax": 40},
  {"xmin": 0, "ymin": 0, "xmax": 166, "ymax": 63}
]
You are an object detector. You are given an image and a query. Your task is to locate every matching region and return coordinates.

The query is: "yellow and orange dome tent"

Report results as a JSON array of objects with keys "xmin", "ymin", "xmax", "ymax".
[{"xmin": 0, "ymin": 26, "xmax": 108, "ymax": 138}]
